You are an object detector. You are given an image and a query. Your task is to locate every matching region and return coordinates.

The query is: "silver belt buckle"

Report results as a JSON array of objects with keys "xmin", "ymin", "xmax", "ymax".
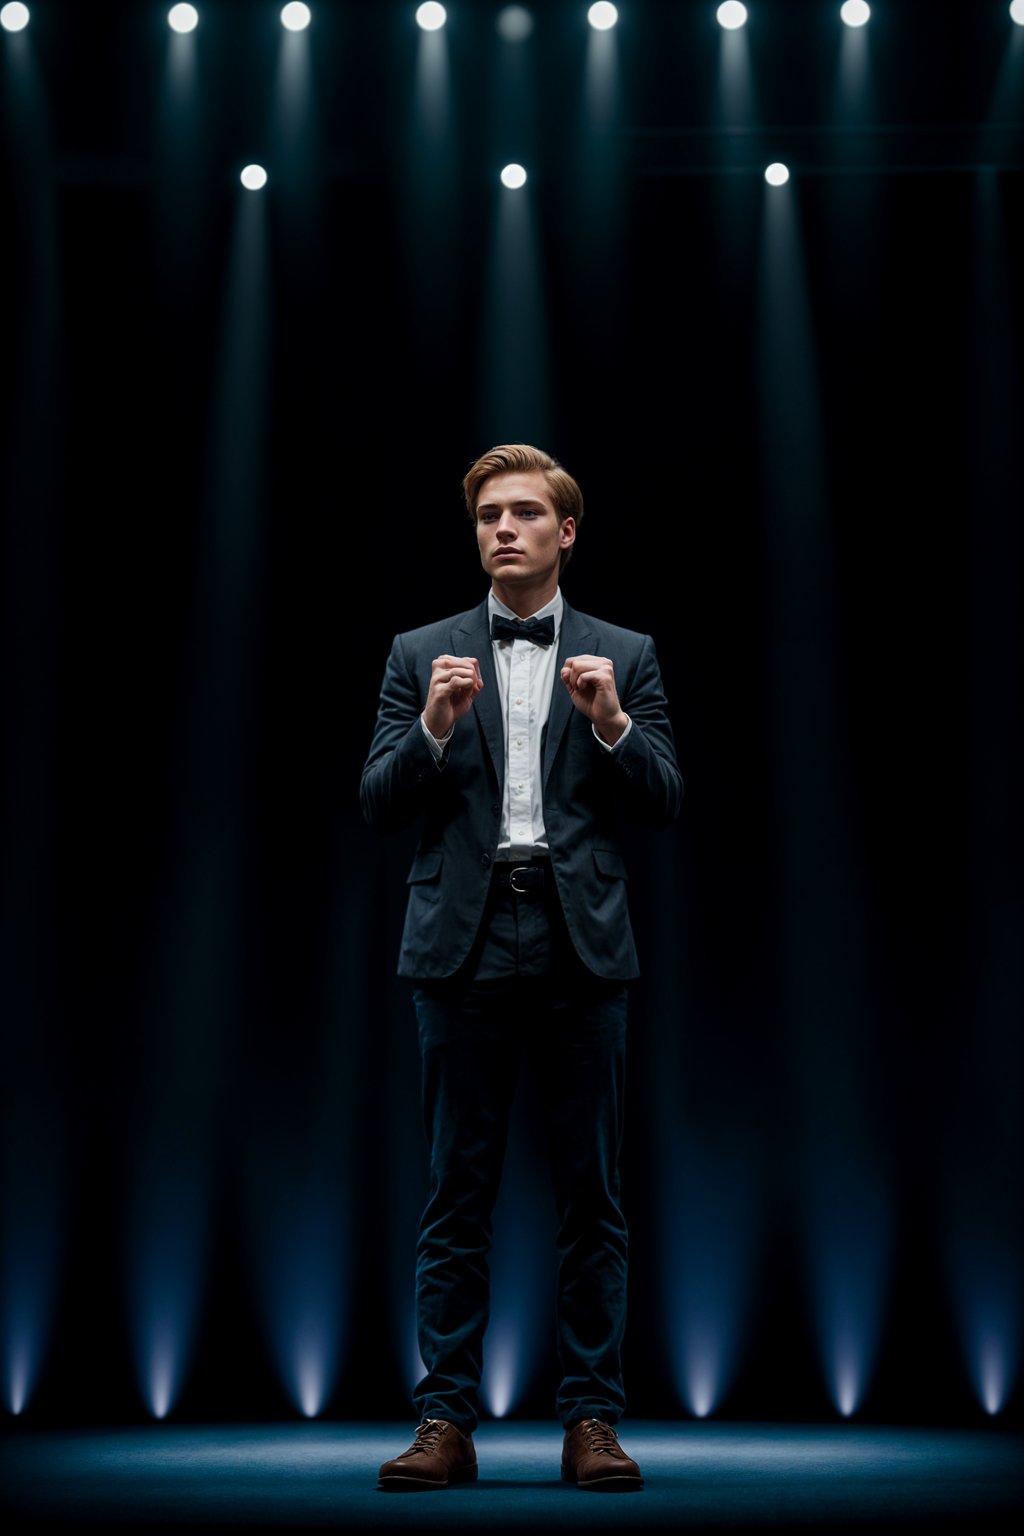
[{"xmin": 509, "ymin": 865, "xmax": 532, "ymax": 893}]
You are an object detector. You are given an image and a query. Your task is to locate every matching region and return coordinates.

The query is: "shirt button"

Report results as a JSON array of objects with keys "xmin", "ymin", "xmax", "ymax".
[{"xmin": 515, "ymin": 697, "xmax": 523, "ymax": 706}]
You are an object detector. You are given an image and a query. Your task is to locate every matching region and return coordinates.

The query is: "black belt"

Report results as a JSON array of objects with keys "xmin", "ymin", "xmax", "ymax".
[{"xmin": 493, "ymin": 858, "xmax": 550, "ymax": 893}]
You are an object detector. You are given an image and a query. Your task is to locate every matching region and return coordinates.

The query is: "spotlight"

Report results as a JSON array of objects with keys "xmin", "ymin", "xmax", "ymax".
[
  {"xmin": 979, "ymin": 1333, "xmax": 1007, "ymax": 1415},
  {"xmin": 681, "ymin": 1332, "xmax": 723, "ymax": 1418},
  {"xmin": 167, "ymin": 3, "xmax": 198, "ymax": 32},
  {"xmin": 294, "ymin": 1343, "xmax": 328, "ymax": 1419},
  {"xmin": 415, "ymin": 2, "xmax": 446, "ymax": 30},
  {"xmin": 500, "ymin": 163, "xmax": 527, "ymax": 189},
  {"xmin": 834, "ymin": 1340, "xmax": 862, "ymax": 1417},
  {"xmin": 587, "ymin": 2, "xmax": 618, "ymax": 28},
  {"xmin": 765, "ymin": 162, "xmax": 790, "ymax": 186},
  {"xmin": 840, "ymin": 1, "xmax": 870, "ymax": 26},
  {"xmin": 482, "ymin": 1325, "xmax": 517, "ymax": 1418},
  {"xmin": 496, "ymin": 5, "xmax": 533, "ymax": 42},
  {"xmin": 280, "ymin": 2, "xmax": 310, "ymax": 29},
  {"xmin": 240, "ymin": 164, "xmax": 268, "ymax": 190},
  {"xmin": 5, "ymin": 1338, "xmax": 30, "ymax": 1415},
  {"xmin": 1011, "ymin": 0, "xmax": 1024, "ymax": 24},
  {"xmin": 1, "ymin": 1, "xmax": 30, "ymax": 28},
  {"xmin": 148, "ymin": 1351, "xmax": 173, "ymax": 1419},
  {"xmin": 716, "ymin": 2, "xmax": 748, "ymax": 28}
]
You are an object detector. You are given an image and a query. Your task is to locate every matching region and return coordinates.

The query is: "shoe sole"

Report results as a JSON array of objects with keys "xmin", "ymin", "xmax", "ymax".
[
  {"xmin": 378, "ymin": 1465, "xmax": 478, "ymax": 1492},
  {"xmin": 562, "ymin": 1467, "xmax": 644, "ymax": 1492}
]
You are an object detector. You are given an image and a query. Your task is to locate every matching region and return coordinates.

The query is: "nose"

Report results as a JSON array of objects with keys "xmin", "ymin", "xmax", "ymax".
[{"xmin": 495, "ymin": 511, "xmax": 517, "ymax": 540}]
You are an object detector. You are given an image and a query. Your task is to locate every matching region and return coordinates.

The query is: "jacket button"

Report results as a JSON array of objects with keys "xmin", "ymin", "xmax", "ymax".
[{"xmin": 481, "ymin": 853, "xmax": 492, "ymax": 868}]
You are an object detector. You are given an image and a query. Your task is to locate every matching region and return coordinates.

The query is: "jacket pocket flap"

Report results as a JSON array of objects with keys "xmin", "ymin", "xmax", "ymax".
[
  {"xmin": 593, "ymin": 847, "xmax": 628, "ymax": 879},
  {"xmin": 407, "ymin": 850, "xmax": 443, "ymax": 884}
]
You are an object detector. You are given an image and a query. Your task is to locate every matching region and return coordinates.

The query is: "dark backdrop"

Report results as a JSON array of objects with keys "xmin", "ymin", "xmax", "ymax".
[{"xmin": 1, "ymin": 0, "xmax": 1021, "ymax": 1431}]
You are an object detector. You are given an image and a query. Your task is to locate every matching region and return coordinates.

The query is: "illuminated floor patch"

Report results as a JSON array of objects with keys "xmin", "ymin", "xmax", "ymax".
[{"xmin": 0, "ymin": 1422, "xmax": 1022, "ymax": 1532}]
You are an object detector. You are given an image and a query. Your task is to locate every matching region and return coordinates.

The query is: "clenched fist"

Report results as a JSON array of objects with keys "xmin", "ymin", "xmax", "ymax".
[
  {"xmin": 561, "ymin": 655, "xmax": 630, "ymax": 745},
  {"xmin": 423, "ymin": 654, "xmax": 484, "ymax": 740}
]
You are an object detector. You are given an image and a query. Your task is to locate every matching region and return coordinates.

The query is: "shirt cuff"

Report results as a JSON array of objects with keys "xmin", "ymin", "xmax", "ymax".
[
  {"xmin": 593, "ymin": 716, "xmax": 632, "ymax": 752},
  {"xmin": 421, "ymin": 714, "xmax": 454, "ymax": 762}
]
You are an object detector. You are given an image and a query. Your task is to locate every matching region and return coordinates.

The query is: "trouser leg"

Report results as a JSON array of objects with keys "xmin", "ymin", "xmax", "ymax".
[
  {"xmin": 531, "ymin": 975, "xmax": 630, "ymax": 1427},
  {"xmin": 411, "ymin": 981, "xmax": 517, "ymax": 1433}
]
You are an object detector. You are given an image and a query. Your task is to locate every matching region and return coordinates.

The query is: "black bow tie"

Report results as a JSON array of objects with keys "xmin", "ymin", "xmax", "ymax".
[{"xmin": 491, "ymin": 613, "xmax": 556, "ymax": 646}]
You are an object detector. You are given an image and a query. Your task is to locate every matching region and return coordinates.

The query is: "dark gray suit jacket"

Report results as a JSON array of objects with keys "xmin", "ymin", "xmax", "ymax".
[{"xmin": 360, "ymin": 597, "xmax": 683, "ymax": 980}]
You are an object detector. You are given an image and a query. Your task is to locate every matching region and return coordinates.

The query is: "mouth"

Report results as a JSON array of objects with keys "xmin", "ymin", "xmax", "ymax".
[{"xmin": 493, "ymin": 549, "xmax": 522, "ymax": 560}]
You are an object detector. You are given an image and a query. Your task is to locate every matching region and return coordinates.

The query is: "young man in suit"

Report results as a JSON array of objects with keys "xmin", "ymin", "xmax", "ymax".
[{"xmin": 361, "ymin": 444, "xmax": 682, "ymax": 1491}]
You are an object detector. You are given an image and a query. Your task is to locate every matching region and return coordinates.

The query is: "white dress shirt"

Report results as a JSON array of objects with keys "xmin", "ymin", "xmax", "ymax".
[
  {"xmin": 488, "ymin": 588, "xmax": 563, "ymax": 858},
  {"xmin": 421, "ymin": 587, "xmax": 630, "ymax": 858}
]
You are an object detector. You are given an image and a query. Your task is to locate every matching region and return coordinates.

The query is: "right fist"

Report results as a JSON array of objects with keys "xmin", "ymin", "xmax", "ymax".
[{"xmin": 423, "ymin": 654, "xmax": 484, "ymax": 739}]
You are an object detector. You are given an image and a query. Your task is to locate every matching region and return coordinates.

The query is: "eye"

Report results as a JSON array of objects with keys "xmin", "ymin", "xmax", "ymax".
[{"xmin": 479, "ymin": 511, "xmax": 497, "ymax": 523}]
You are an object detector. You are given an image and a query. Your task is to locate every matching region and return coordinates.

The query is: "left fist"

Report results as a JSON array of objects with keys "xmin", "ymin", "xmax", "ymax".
[{"xmin": 561, "ymin": 655, "xmax": 630, "ymax": 745}]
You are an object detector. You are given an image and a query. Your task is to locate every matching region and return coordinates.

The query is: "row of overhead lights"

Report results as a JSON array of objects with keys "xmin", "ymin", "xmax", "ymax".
[
  {"xmin": 237, "ymin": 155, "xmax": 791, "ymax": 192},
  {"xmin": 3, "ymin": 4, "xmax": 1024, "ymax": 37},
  {"xmin": 6, "ymin": 1, "xmax": 1018, "ymax": 190}
]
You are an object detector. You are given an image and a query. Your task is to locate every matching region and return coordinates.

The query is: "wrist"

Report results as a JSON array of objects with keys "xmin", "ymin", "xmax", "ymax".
[
  {"xmin": 422, "ymin": 710, "xmax": 454, "ymax": 744},
  {"xmin": 596, "ymin": 712, "xmax": 630, "ymax": 747}
]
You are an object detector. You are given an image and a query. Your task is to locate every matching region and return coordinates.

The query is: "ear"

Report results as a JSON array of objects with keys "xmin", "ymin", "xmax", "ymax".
[{"xmin": 559, "ymin": 516, "xmax": 576, "ymax": 551}]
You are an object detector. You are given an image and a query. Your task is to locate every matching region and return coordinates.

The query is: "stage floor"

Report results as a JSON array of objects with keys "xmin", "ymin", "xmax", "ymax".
[{"xmin": 2, "ymin": 1420, "xmax": 1022, "ymax": 1533}]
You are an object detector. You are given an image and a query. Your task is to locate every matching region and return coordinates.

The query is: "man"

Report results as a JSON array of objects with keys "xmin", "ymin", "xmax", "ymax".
[{"xmin": 360, "ymin": 443, "xmax": 682, "ymax": 1492}]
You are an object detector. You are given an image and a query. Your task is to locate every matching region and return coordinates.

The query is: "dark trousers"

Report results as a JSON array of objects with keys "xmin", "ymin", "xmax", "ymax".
[{"xmin": 410, "ymin": 864, "xmax": 630, "ymax": 1432}]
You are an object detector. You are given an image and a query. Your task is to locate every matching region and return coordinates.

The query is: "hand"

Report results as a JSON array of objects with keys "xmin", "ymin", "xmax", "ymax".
[
  {"xmin": 423, "ymin": 654, "xmax": 483, "ymax": 739},
  {"xmin": 561, "ymin": 655, "xmax": 630, "ymax": 745}
]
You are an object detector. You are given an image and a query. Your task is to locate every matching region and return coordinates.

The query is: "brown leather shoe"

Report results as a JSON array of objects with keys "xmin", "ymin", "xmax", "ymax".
[
  {"xmin": 377, "ymin": 1419, "xmax": 478, "ymax": 1490},
  {"xmin": 561, "ymin": 1418, "xmax": 644, "ymax": 1491}
]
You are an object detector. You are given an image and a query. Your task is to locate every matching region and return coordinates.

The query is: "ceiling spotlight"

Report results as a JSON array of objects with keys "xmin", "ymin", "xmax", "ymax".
[
  {"xmin": 281, "ymin": 3, "xmax": 311, "ymax": 29},
  {"xmin": 716, "ymin": 2, "xmax": 748, "ymax": 28},
  {"xmin": 167, "ymin": 3, "xmax": 198, "ymax": 32},
  {"xmin": 500, "ymin": 163, "xmax": 527, "ymax": 189},
  {"xmin": 840, "ymin": 1, "xmax": 870, "ymax": 26},
  {"xmin": 765, "ymin": 162, "xmax": 790, "ymax": 186},
  {"xmin": 587, "ymin": 3, "xmax": 618, "ymax": 30},
  {"xmin": 1010, "ymin": 0, "xmax": 1024, "ymax": 24},
  {"xmin": 415, "ymin": 2, "xmax": 446, "ymax": 30},
  {"xmin": 496, "ymin": 5, "xmax": 533, "ymax": 42},
  {"xmin": 240, "ymin": 164, "xmax": 268, "ymax": 191},
  {"xmin": 0, "ymin": 1, "xmax": 30, "ymax": 30}
]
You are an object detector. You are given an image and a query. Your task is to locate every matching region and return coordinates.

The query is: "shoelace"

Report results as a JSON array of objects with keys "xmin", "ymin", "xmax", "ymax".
[
  {"xmin": 577, "ymin": 1419, "xmax": 621, "ymax": 1456},
  {"xmin": 409, "ymin": 1419, "xmax": 449, "ymax": 1456}
]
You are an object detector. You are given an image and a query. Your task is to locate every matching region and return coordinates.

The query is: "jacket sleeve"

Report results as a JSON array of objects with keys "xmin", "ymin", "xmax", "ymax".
[
  {"xmin": 600, "ymin": 634, "xmax": 683, "ymax": 829},
  {"xmin": 359, "ymin": 633, "xmax": 449, "ymax": 834}
]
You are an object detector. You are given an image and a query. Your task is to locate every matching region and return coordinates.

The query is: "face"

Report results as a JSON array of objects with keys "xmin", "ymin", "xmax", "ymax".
[{"xmin": 474, "ymin": 470, "xmax": 575, "ymax": 596}]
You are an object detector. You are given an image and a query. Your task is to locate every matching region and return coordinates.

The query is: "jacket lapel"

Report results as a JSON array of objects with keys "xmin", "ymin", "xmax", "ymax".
[
  {"xmin": 455, "ymin": 602, "xmax": 503, "ymax": 790},
  {"xmin": 543, "ymin": 600, "xmax": 596, "ymax": 788}
]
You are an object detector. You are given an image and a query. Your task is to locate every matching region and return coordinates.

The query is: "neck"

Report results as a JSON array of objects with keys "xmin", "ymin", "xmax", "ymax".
[{"xmin": 491, "ymin": 575, "xmax": 559, "ymax": 619}]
